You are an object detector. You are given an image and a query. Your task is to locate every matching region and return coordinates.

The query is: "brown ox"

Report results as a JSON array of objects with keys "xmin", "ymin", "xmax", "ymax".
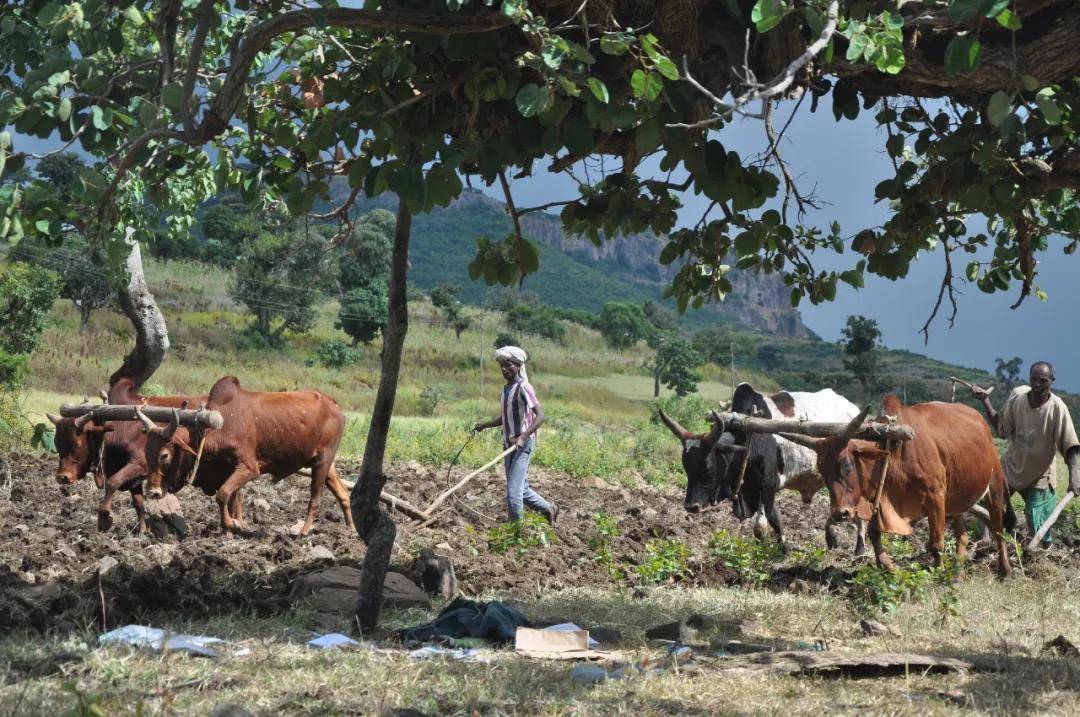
[
  {"xmin": 48, "ymin": 378, "xmax": 214, "ymax": 534},
  {"xmin": 785, "ymin": 396, "xmax": 1012, "ymax": 576},
  {"xmin": 140, "ymin": 376, "xmax": 353, "ymax": 536}
]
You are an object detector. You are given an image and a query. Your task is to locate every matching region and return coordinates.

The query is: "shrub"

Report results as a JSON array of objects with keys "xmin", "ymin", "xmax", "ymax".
[
  {"xmin": 708, "ymin": 530, "xmax": 782, "ymax": 586},
  {"xmin": 848, "ymin": 564, "xmax": 932, "ymax": 615},
  {"xmin": 314, "ymin": 339, "xmax": 361, "ymax": 369},
  {"xmin": 488, "ymin": 513, "xmax": 556, "ymax": 557},
  {"xmin": 493, "ymin": 332, "xmax": 520, "ymax": 349},
  {"xmin": 651, "ymin": 394, "xmax": 713, "ymax": 432},
  {"xmin": 636, "ymin": 538, "xmax": 690, "ymax": 584},
  {"xmin": 418, "ymin": 385, "xmax": 445, "ymax": 417},
  {"xmin": 588, "ymin": 511, "xmax": 623, "ymax": 578}
]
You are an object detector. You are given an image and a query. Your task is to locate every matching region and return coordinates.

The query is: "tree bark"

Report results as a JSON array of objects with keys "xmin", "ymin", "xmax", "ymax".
[
  {"xmin": 351, "ymin": 195, "xmax": 411, "ymax": 634},
  {"xmin": 109, "ymin": 229, "xmax": 169, "ymax": 390}
]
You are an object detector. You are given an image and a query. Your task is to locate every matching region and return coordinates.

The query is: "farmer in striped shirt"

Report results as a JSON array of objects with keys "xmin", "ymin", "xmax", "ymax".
[{"xmin": 473, "ymin": 346, "xmax": 558, "ymax": 524}]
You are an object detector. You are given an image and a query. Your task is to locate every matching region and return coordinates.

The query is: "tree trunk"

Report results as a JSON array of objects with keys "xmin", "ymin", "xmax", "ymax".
[
  {"xmin": 654, "ymin": 365, "xmax": 662, "ymax": 398},
  {"xmin": 351, "ymin": 196, "xmax": 410, "ymax": 633},
  {"xmin": 109, "ymin": 228, "xmax": 169, "ymax": 390},
  {"xmin": 79, "ymin": 303, "xmax": 91, "ymax": 335}
]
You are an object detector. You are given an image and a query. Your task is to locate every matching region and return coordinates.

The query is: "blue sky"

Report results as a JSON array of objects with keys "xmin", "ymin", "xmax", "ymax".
[
  {"xmin": 12, "ymin": 98, "xmax": 1078, "ymax": 389},
  {"xmin": 481, "ymin": 102, "xmax": 1080, "ymax": 390}
]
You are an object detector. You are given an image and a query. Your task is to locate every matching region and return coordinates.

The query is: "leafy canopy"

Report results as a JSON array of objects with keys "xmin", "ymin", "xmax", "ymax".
[{"xmin": 0, "ymin": 1, "xmax": 1076, "ymax": 331}]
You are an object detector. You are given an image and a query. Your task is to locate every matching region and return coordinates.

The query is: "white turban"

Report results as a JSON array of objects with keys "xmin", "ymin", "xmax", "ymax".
[{"xmin": 495, "ymin": 345, "xmax": 528, "ymax": 382}]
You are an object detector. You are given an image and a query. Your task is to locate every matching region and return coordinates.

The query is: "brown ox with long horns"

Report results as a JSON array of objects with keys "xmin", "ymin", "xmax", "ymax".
[
  {"xmin": 779, "ymin": 395, "xmax": 1013, "ymax": 575},
  {"xmin": 138, "ymin": 376, "xmax": 353, "ymax": 536},
  {"xmin": 48, "ymin": 378, "xmax": 211, "ymax": 535}
]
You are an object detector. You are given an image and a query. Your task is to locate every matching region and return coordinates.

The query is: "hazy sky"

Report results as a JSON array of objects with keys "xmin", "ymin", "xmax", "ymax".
[
  {"xmin": 482, "ymin": 102, "xmax": 1080, "ymax": 390},
  {"xmin": 12, "ymin": 96, "xmax": 1078, "ymax": 388}
]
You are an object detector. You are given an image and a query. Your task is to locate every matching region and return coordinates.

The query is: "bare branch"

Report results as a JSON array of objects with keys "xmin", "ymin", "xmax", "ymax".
[
  {"xmin": 182, "ymin": 0, "xmax": 216, "ymax": 139},
  {"xmin": 920, "ymin": 238, "xmax": 959, "ymax": 344}
]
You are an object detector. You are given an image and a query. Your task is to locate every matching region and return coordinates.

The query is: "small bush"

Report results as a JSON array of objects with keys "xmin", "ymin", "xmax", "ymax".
[
  {"xmin": 588, "ymin": 511, "xmax": 623, "ymax": 578},
  {"xmin": 636, "ymin": 538, "xmax": 690, "ymax": 584},
  {"xmin": 488, "ymin": 513, "xmax": 556, "ymax": 557},
  {"xmin": 418, "ymin": 385, "xmax": 445, "ymax": 417},
  {"xmin": 493, "ymin": 331, "xmax": 520, "ymax": 349},
  {"xmin": 848, "ymin": 564, "xmax": 932, "ymax": 615},
  {"xmin": 708, "ymin": 530, "xmax": 782, "ymax": 586},
  {"xmin": 652, "ymin": 394, "xmax": 713, "ymax": 432},
  {"xmin": 313, "ymin": 339, "xmax": 361, "ymax": 369}
]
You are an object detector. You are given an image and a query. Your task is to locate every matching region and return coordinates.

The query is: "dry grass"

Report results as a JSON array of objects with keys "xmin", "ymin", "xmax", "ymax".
[{"xmin": 3, "ymin": 572, "xmax": 1080, "ymax": 716}]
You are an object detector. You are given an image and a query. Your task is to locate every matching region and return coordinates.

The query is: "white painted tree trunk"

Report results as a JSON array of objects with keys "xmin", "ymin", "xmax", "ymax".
[{"xmin": 109, "ymin": 228, "xmax": 169, "ymax": 389}]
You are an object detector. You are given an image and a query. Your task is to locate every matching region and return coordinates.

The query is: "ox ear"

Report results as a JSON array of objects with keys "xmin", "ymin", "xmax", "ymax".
[{"xmin": 853, "ymin": 446, "xmax": 890, "ymax": 461}]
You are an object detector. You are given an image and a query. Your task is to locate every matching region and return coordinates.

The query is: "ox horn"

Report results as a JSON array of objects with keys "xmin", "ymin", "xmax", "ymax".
[
  {"xmin": 99, "ymin": 389, "xmax": 108, "ymax": 403},
  {"xmin": 658, "ymin": 409, "xmax": 691, "ymax": 442},
  {"xmin": 160, "ymin": 408, "xmax": 180, "ymax": 441},
  {"xmin": 134, "ymin": 405, "xmax": 158, "ymax": 434},
  {"xmin": 74, "ymin": 412, "xmax": 96, "ymax": 430},
  {"xmin": 46, "ymin": 412, "xmax": 62, "ymax": 426},
  {"xmin": 838, "ymin": 405, "xmax": 872, "ymax": 442},
  {"xmin": 778, "ymin": 432, "xmax": 824, "ymax": 450},
  {"xmin": 707, "ymin": 410, "xmax": 725, "ymax": 442}
]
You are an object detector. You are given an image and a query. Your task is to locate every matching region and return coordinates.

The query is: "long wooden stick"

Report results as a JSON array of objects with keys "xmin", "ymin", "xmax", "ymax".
[
  {"xmin": 948, "ymin": 376, "xmax": 994, "ymax": 395},
  {"xmin": 59, "ymin": 403, "xmax": 224, "ymax": 429},
  {"xmin": 1027, "ymin": 490, "xmax": 1075, "ymax": 550},
  {"xmin": 711, "ymin": 411, "xmax": 915, "ymax": 442},
  {"xmin": 425, "ymin": 445, "xmax": 517, "ymax": 515},
  {"xmin": 317, "ymin": 473, "xmax": 433, "ymax": 522}
]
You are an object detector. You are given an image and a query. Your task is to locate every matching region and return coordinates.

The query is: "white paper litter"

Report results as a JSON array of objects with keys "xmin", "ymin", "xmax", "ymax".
[
  {"xmin": 99, "ymin": 625, "xmax": 250, "ymax": 658},
  {"xmin": 307, "ymin": 633, "xmax": 360, "ymax": 649},
  {"xmin": 545, "ymin": 623, "xmax": 599, "ymax": 649}
]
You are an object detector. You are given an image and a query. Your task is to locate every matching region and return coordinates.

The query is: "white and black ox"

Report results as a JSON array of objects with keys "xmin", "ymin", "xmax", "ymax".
[{"xmin": 660, "ymin": 382, "xmax": 867, "ymax": 554}]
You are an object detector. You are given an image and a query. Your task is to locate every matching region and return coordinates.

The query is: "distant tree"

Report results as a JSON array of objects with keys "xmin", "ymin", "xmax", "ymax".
[
  {"xmin": 199, "ymin": 200, "xmax": 261, "ymax": 266},
  {"xmin": 337, "ymin": 210, "xmax": 394, "ymax": 346},
  {"xmin": 691, "ymin": 327, "xmax": 758, "ymax": 366},
  {"xmin": 597, "ymin": 302, "xmax": 653, "ymax": 350},
  {"xmin": 53, "ymin": 237, "xmax": 116, "ymax": 333},
  {"xmin": 0, "ymin": 262, "xmax": 59, "ymax": 387},
  {"xmin": 756, "ymin": 343, "xmax": 782, "ymax": 372},
  {"xmin": 231, "ymin": 229, "xmax": 329, "ymax": 344},
  {"xmin": 841, "ymin": 315, "xmax": 882, "ymax": 400},
  {"xmin": 485, "ymin": 287, "xmax": 539, "ymax": 314},
  {"xmin": 995, "ymin": 356, "xmax": 1023, "ymax": 394},
  {"xmin": 641, "ymin": 301, "xmax": 676, "ymax": 332},
  {"xmin": 506, "ymin": 305, "xmax": 564, "ymax": 343},
  {"xmin": 431, "ymin": 283, "xmax": 471, "ymax": 339},
  {"xmin": 647, "ymin": 334, "xmax": 702, "ymax": 398},
  {"xmin": 336, "ymin": 286, "xmax": 389, "ymax": 347},
  {"xmin": 34, "ymin": 153, "xmax": 84, "ymax": 200}
]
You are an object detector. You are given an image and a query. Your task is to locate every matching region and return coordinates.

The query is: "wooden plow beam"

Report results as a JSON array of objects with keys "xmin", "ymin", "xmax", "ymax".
[
  {"xmin": 709, "ymin": 411, "xmax": 916, "ymax": 442},
  {"xmin": 59, "ymin": 403, "xmax": 225, "ymax": 429}
]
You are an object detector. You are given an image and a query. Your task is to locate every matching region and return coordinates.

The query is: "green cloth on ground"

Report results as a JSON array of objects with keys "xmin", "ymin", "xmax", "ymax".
[{"xmin": 1021, "ymin": 486, "xmax": 1057, "ymax": 545}]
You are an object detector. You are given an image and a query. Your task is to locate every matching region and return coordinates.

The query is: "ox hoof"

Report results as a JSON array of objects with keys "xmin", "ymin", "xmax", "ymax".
[
  {"xmin": 288, "ymin": 520, "xmax": 307, "ymax": 537},
  {"xmin": 854, "ymin": 544, "xmax": 868, "ymax": 558},
  {"xmin": 97, "ymin": 511, "xmax": 114, "ymax": 532}
]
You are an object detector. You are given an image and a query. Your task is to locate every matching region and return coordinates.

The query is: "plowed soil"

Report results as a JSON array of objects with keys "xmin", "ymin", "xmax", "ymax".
[{"xmin": 0, "ymin": 450, "xmax": 1036, "ymax": 633}]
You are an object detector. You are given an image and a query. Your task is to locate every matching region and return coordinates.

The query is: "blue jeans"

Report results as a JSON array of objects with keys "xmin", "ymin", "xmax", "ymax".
[{"xmin": 504, "ymin": 436, "xmax": 550, "ymax": 521}]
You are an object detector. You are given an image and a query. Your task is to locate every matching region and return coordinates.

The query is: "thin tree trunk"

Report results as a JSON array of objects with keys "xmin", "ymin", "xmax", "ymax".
[
  {"xmin": 654, "ymin": 363, "xmax": 662, "ymax": 398},
  {"xmin": 351, "ymin": 196, "xmax": 410, "ymax": 633},
  {"xmin": 109, "ymin": 228, "xmax": 169, "ymax": 390},
  {"xmin": 79, "ymin": 304, "xmax": 91, "ymax": 334}
]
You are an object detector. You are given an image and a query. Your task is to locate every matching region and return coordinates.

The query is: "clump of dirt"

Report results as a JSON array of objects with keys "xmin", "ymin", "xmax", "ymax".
[{"xmin": 0, "ymin": 450, "xmax": 1057, "ymax": 633}]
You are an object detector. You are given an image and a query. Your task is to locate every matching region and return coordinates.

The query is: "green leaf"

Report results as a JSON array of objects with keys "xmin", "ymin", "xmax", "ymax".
[
  {"xmin": 599, "ymin": 34, "xmax": 629, "ymax": 56},
  {"xmin": 995, "ymin": 8, "xmax": 1022, "ymax": 30},
  {"xmin": 654, "ymin": 56, "xmax": 679, "ymax": 81},
  {"xmin": 90, "ymin": 105, "xmax": 109, "ymax": 130},
  {"xmin": 840, "ymin": 269, "xmax": 864, "ymax": 289},
  {"xmin": 515, "ymin": 84, "xmax": 550, "ymax": 118},
  {"xmin": 876, "ymin": 46, "xmax": 905, "ymax": 74},
  {"xmin": 56, "ymin": 97, "xmax": 72, "ymax": 121},
  {"xmin": 586, "ymin": 78, "xmax": 609, "ymax": 104},
  {"xmin": 1020, "ymin": 74, "xmax": 1041, "ymax": 92},
  {"xmin": 1036, "ymin": 88, "xmax": 1062, "ymax": 125},
  {"xmin": 0, "ymin": 131, "xmax": 10, "ymax": 151},
  {"xmin": 948, "ymin": 0, "xmax": 980, "ymax": 23},
  {"xmin": 846, "ymin": 33, "xmax": 868, "ymax": 62},
  {"xmin": 162, "ymin": 84, "xmax": 185, "ymax": 112},
  {"xmin": 986, "ymin": 91, "xmax": 1011, "ymax": 127},
  {"xmin": 944, "ymin": 36, "xmax": 980, "ymax": 75},
  {"xmin": 635, "ymin": 119, "xmax": 662, "ymax": 154},
  {"xmin": 751, "ymin": 0, "xmax": 785, "ymax": 33},
  {"xmin": 124, "ymin": 6, "xmax": 145, "ymax": 27},
  {"xmin": 631, "ymin": 70, "xmax": 663, "ymax": 101},
  {"xmin": 983, "ymin": 0, "xmax": 1010, "ymax": 17}
]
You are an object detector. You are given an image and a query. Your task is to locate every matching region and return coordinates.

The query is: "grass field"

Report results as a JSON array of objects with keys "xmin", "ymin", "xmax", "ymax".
[{"xmin": 6, "ymin": 257, "xmax": 1080, "ymax": 715}]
